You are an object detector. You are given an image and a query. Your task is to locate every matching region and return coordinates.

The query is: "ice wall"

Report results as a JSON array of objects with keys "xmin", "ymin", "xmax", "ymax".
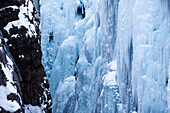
[
  {"xmin": 117, "ymin": 0, "xmax": 169, "ymax": 112},
  {"xmin": 41, "ymin": 0, "xmax": 76, "ymax": 79},
  {"xmin": 41, "ymin": 0, "xmax": 169, "ymax": 112},
  {"xmin": 131, "ymin": 0, "xmax": 169, "ymax": 112},
  {"xmin": 74, "ymin": 0, "xmax": 120, "ymax": 113},
  {"xmin": 50, "ymin": 36, "xmax": 79, "ymax": 98}
]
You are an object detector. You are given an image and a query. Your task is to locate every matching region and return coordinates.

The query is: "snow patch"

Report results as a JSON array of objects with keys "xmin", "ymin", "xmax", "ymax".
[
  {"xmin": 0, "ymin": 6, "xmax": 19, "ymax": 11},
  {"xmin": 25, "ymin": 104, "xmax": 43, "ymax": 113}
]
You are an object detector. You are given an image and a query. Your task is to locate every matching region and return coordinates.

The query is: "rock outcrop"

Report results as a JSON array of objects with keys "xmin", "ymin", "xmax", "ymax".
[
  {"xmin": 0, "ymin": 31, "xmax": 24, "ymax": 113},
  {"xmin": 0, "ymin": 0, "xmax": 52, "ymax": 112}
]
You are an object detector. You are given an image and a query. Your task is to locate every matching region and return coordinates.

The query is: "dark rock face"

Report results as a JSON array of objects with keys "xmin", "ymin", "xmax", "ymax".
[
  {"xmin": 0, "ymin": 65, "xmax": 7, "ymax": 86},
  {"xmin": 0, "ymin": 0, "xmax": 52, "ymax": 112},
  {"xmin": 0, "ymin": 0, "xmax": 21, "ymax": 8},
  {"xmin": 7, "ymin": 37, "xmax": 52, "ymax": 111},
  {"xmin": 0, "ymin": 7, "xmax": 20, "ymax": 29}
]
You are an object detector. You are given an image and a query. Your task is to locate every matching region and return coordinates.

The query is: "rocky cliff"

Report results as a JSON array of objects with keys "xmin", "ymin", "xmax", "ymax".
[
  {"xmin": 0, "ymin": 0, "xmax": 52, "ymax": 112},
  {"xmin": 0, "ymin": 31, "xmax": 24, "ymax": 113}
]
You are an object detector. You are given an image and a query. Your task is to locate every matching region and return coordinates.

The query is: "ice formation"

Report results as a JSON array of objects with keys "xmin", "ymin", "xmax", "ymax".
[{"xmin": 41, "ymin": 0, "xmax": 169, "ymax": 113}]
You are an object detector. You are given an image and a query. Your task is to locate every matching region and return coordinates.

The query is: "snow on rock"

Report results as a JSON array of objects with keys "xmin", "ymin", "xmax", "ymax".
[
  {"xmin": 4, "ymin": 0, "xmax": 38, "ymax": 38},
  {"xmin": 0, "ymin": 33, "xmax": 23, "ymax": 112},
  {"xmin": 25, "ymin": 104, "xmax": 43, "ymax": 113},
  {"xmin": 0, "ymin": 85, "xmax": 21, "ymax": 112},
  {"xmin": 0, "ymin": 6, "xmax": 18, "ymax": 11},
  {"xmin": 1, "ymin": 0, "xmax": 52, "ymax": 112}
]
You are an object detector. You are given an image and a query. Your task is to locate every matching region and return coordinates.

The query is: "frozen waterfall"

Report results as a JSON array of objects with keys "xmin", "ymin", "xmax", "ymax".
[{"xmin": 41, "ymin": 0, "xmax": 169, "ymax": 113}]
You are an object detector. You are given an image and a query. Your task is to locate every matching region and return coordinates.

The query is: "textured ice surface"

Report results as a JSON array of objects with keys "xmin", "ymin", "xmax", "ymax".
[
  {"xmin": 52, "ymin": 76, "xmax": 76, "ymax": 113},
  {"xmin": 50, "ymin": 36, "xmax": 79, "ymax": 99},
  {"xmin": 41, "ymin": 0, "xmax": 79, "ymax": 79},
  {"xmin": 41, "ymin": 0, "xmax": 169, "ymax": 112},
  {"xmin": 117, "ymin": 0, "xmax": 169, "ymax": 112}
]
